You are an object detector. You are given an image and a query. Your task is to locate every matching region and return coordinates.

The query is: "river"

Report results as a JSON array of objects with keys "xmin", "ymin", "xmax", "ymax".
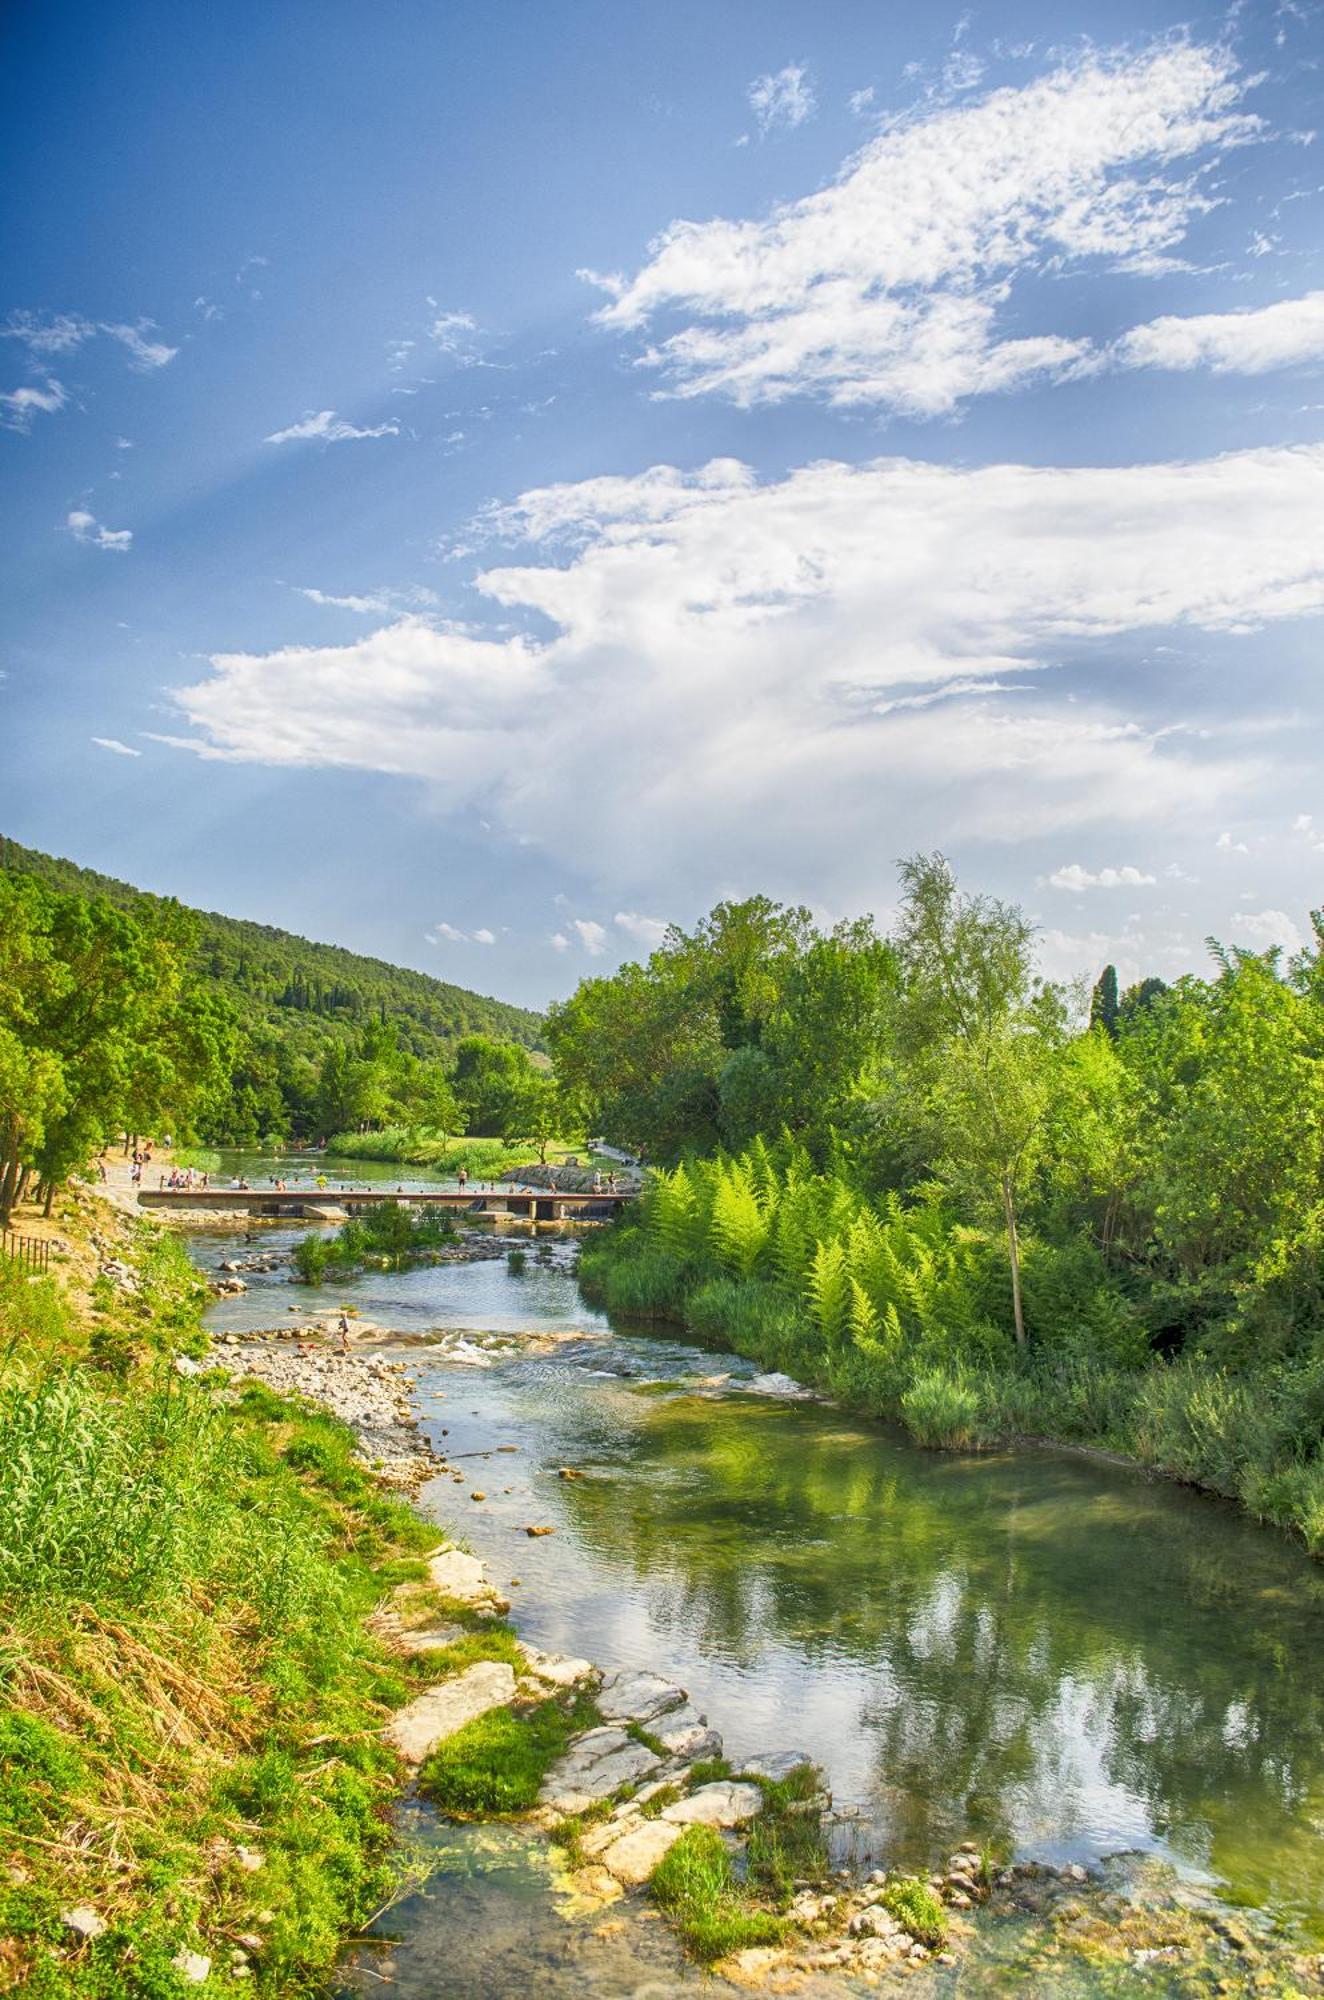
[{"xmin": 193, "ymin": 1156, "xmax": 1324, "ymax": 1995}]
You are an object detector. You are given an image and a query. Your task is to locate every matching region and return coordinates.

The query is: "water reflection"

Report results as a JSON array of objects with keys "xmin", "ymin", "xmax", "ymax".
[{"xmin": 197, "ymin": 1220, "xmax": 1324, "ymax": 1935}]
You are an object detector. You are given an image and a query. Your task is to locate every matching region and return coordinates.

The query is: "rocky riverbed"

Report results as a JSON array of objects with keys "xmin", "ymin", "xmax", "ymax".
[{"xmin": 197, "ymin": 1324, "xmax": 1324, "ymax": 1995}]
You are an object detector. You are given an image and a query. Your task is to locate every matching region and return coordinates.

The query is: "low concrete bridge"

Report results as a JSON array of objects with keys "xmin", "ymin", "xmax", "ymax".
[{"xmin": 138, "ymin": 1184, "xmax": 634, "ymax": 1223}]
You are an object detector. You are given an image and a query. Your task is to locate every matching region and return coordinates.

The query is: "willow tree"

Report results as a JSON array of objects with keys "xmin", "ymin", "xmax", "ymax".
[{"xmin": 893, "ymin": 854, "xmax": 1062, "ymax": 1348}]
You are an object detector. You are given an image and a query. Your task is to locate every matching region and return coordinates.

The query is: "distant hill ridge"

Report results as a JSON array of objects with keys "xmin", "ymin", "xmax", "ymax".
[{"xmin": 0, "ymin": 836, "xmax": 543, "ymax": 1055}]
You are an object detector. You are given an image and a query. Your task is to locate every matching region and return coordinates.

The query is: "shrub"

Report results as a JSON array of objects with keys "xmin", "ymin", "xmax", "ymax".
[
  {"xmin": 900, "ymin": 1367, "xmax": 980, "ymax": 1449},
  {"xmin": 880, "ymin": 1876, "xmax": 948, "ymax": 1947}
]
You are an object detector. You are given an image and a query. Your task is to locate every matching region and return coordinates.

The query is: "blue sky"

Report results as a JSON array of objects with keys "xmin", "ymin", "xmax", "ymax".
[{"xmin": 3, "ymin": 0, "xmax": 1323, "ymax": 1005}]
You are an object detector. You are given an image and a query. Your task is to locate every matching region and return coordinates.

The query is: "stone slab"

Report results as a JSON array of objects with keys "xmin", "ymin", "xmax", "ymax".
[
  {"xmin": 600, "ymin": 1818, "xmax": 684, "ymax": 1886},
  {"xmin": 596, "ymin": 1669, "xmax": 688, "ymax": 1724},
  {"xmin": 662, "ymin": 1780, "xmax": 764, "ymax": 1828},
  {"xmin": 539, "ymin": 1725, "xmax": 662, "ymax": 1814},
  {"xmin": 384, "ymin": 1661, "xmax": 516, "ymax": 1764}
]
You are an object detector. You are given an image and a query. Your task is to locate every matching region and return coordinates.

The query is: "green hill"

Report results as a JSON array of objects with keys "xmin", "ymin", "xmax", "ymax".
[{"xmin": 0, "ymin": 836, "xmax": 543, "ymax": 1144}]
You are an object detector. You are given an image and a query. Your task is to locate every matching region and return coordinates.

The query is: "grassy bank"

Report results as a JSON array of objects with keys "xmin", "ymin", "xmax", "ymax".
[
  {"xmin": 579, "ymin": 1204, "xmax": 1324, "ymax": 1555},
  {"xmin": 0, "ymin": 1195, "xmax": 441, "ymax": 1996},
  {"xmin": 323, "ymin": 1129, "xmax": 584, "ymax": 1177}
]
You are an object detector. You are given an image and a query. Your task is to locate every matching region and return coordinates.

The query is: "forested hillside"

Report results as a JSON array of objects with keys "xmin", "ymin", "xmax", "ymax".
[{"xmin": 0, "ymin": 837, "xmax": 543, "ymax": 1145}]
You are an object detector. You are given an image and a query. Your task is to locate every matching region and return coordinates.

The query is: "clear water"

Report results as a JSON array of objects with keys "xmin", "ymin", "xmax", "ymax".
[{"xmin": 193, "ymin": 1185, "xmax": 1324, "ymax": 1990}]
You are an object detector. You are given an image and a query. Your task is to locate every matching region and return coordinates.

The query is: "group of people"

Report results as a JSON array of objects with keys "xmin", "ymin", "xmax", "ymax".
[{"xmin": 159, "ymin": 1166, "xmax": 209, "ymax": 1190}]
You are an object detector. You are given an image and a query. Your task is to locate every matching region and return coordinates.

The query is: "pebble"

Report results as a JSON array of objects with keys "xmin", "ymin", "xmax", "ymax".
[{"xmin": 61, "ymin": 1907, "xmax": 106, "ymax": 1941}]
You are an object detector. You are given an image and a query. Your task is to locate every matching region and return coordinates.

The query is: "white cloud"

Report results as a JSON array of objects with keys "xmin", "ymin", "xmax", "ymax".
[
  {"xmin": 1216, "ymin": 829, "xmax": 1250, "ymax": 853},
  {"xmin": 264, "ymin": 410, "xmax": 399, "ymax": 445},
  {"xmin": 430, "ymin": 311, "xmax": 479, "ymax": 355},
  {"xmin": 1234, "ymin": 907, "xmax": 1304, "ymax": 954},
  {"xmin": 550, "ymin": 932, "xmax": 571, "ymax": 952},
  {"xmin": 1047, "ymin": 863, "xmax": 1158, "ymax": 890},
  {"xmin": 587, "ymin": 41, "xmax": 1260, "ymax": 415},
  {"xmin": 848, "ymin": 86, "xmax": 876, "ymax": 116},
  {"xmin": 1115, "ymin": 290, "xmax": 1324, "ymax": 375},
  {"xmin": 295, "ymin": 584, "xmax": 439, "ymax": 614},
  {"xmin": 2, "ymin": 310, "xmax": 177, "ymax": 372},
  {"xmin": 1, "ymin": 379, "xmax": 67, "ymax": 430},
  {"xmin": 572, "ymin": 919, "xmax": 608, "ymax": 954},
  {"xmin": 427, "ymin": 919, "xmax": 495, "ymax": 945},
  {"xmin": 66, "ymin": 508, "xmax": 132, "ymax": 552},
  {"xmin": 104, "ymin": 321, "xmax": 178, "ymax": 370},
  {"xmin": 614, "ymin": 910, "xmax": 670, "ymax": 950},
  {"xmin": 91, "ymin": 736, "xmax": 141, "ymax": 756},
  {"xmin": 165, "ymin": 443, "xmax": 1324, "ymax": 907},
  {"xmin": 748, "ymin": 64, "xmax": 816, "ymax": 136}
]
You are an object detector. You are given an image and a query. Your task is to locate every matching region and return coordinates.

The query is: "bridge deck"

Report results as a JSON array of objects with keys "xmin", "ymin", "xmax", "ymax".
[{"xmin": 138, "ymin": 1184, "xmax": 633, "ymax": 1218}]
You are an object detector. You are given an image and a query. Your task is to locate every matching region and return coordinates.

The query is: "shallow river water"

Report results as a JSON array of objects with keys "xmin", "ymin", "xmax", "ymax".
[{"xmin": 194, "ymin": 1173, "xmax": 1324, "ymax": 1994}]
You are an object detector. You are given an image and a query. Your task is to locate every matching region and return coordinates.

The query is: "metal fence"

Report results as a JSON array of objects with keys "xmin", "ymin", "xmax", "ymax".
[{"xmin": 1, "ymin": 1229, "xmax": 50, "ymax": 1274}]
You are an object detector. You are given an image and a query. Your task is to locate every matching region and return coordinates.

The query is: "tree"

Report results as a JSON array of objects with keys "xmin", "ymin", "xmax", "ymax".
[
  {"xmin": 1090, "ymin": 964, "xmax": 1119, "ymax": 1038},
  {"xmin": 892, "ymin": 854, "xmax": 1062, "ymax": 1347},
  {"xmin": 503, "ymin": 1070, "xmax": 562, "ymax": 1163}
]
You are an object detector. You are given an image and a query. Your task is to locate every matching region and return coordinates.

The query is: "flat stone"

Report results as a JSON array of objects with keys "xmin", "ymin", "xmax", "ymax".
[
  {"xmin": 427, "ymin": 1547, "xmax": 508, "ymax": 1611},
  {"xmin": 739, "ymin": 1749, "xmax": 818, "ymax": 1784},
  {"xmin": 397, "ymin": 1622, "xmax": 467, "ymax": 1655},
  {"xmin": 62, "ymin": 1907, "xmax": 106, "ymax": 1941},
  {"xmin": 384, "ymin": 1661, "xmax": 516, "ymax": 1763},
  {"xmin": 655, "ymin": 1703, "xmax": 722, "ymax": 1760},
  {"xmin": 663, "ymin": 1781, "xmax": 764, "ymax": 1829},
  {"xmin": 539, "ymin": 1725, "xmax": 662, "ymax": 1813},
  {"xmin": 518, "ymin": 1643, "xmax": 596, "ymax": 1687},
  {"xmin": 600, "ymin": 1818, "xmax": 684, "ymax": 1886},
  {"xmin": 596, "ymin": 1669, "xmax": 688, "ymax": 1724}
]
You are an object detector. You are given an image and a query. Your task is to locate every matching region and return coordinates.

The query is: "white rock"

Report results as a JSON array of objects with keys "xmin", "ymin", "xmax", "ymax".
[
  {"xmin": 596, "ymin": 1669, "xmax": 687, "ymax": 1724},
  {"xmin": 427, "ymin": 1547, "xmax": 508, "ymax": 1611},
  {"xmin": 539, "ymin": 1726, "xmax": 662, "ymax": 1813},
  {"xmin": 600, "ymin": 1818, "xmax": 684, "ymax": 1886},
  {"xmin": 62, "ymin": 1906, "xmax": 106, "ymax": 1941},
  {"xmin": 662, "ymin": 1781, "xmax": 764, "ymax": 1828},
  {"xmin": 174, "ymin": 1355, "xmax": 202, "ymax": 1377},
  {"xmin": 171, "ymin": 1951, "xmax": 212, "ymax": 1984},
  {"xmin": 651, "ymin": 1701, "xmax": 720, "ymax": 1759},
  {"xmin": 384, "ymin": 1662, "xmax": 516, "ymax": 1764},
  {"xmin": 518, "ymin": 1643, "xmax": 595, "ymax": 1687}
]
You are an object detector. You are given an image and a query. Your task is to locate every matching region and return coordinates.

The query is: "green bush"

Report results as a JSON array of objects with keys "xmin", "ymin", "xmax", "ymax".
[
  {"xmin": 880, "ymin": 1875, "xmax": 948, "ymax": 1947},
  {"xmin": 899, "ymin": 1368, "xmax": 981, "ymax": 1449}
]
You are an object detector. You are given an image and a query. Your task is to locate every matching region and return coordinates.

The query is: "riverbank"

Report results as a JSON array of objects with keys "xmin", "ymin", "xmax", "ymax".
[
  {"xmin": 0, "ymin": 1182, "xmax": 451, "ymax": 1997},
  {"xmin": 577, "ymin": 1213, "xmax": 1324, "ymax": 1557}
]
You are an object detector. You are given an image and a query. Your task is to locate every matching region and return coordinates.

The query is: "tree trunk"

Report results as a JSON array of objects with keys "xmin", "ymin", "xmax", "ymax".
[
  {"xmin": 0, "ymin": 1149, "xmax": 20, "ymax": 1231},
  {"xmin": 43, "ymin": 1180, "xmax": 56, "ymax": 1218},
  {"xmin": 1002, "ymin": 1175, "xmax": 1026, "ymax": 1347}
]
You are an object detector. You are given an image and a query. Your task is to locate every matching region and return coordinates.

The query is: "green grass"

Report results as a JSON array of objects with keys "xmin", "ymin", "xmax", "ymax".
[
  {"xmin": 419, "ymin": 1689, "xmax": 601, "ymax": 1816},
  {"xmin": 324, "ymin": 1129, "xmax": 586, "ymax": 1176},
  {"xmin": 0, "ymin": 1202, "xmax": 440, "ymax": 1997},
  {"xmin": 745, "ymin": 1764, "xmax": 830, "ymax": 1908},
  {"xmin": 292, "ymin": 1200, "xmax": 458, "ymax": 1284},
  {"xmin": 880, "ymin": 1876, "xmax": 948, "ymax": 1948},
  {"xmin": 649, "ymin": 1825, "xmax": 787, "ymax": 1963}
]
